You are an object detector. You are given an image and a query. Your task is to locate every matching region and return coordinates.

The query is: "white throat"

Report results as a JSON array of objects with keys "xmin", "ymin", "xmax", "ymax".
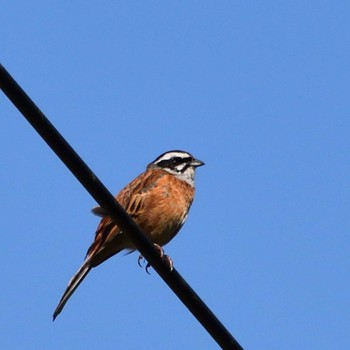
[{"xmin": 165, "ymin": 167, "xmax": 196, "ymax": 187}]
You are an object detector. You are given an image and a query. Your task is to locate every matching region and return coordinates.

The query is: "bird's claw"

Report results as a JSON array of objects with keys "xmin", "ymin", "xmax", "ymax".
[
  {"xmin": 138, "ymin": 254, "xmax": 145, "ymax": 268},
  {"xmin": 145, "ymin": 262, "xmax": 152, "ymax": 274},
  {"xmin": 163, "ymin": 254, "xmax": 174, "ymax": 271},
  {"xmin": 137, "ymin": 244, "xmax": 173, "ymax": 273}
]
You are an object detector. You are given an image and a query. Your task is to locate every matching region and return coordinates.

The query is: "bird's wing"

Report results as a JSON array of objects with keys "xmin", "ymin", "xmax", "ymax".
[{"xmin": 86, "ymin": 171, "xmax": 162, "ymax": 263}]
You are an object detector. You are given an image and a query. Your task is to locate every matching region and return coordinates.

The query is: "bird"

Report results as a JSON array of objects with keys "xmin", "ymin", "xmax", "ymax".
[{"xmin": 53, "ymin": 150, "xmax": 204, "ymax": 320}]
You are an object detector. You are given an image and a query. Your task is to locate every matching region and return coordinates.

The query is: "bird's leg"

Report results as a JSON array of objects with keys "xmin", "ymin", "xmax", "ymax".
[
  {"xmin": 138, "ymin": 244, "xmax": 173, "ymax": 273},
  {"xmin": 153, "ymin": 243, "xmax": 164, "ymax": 257}
]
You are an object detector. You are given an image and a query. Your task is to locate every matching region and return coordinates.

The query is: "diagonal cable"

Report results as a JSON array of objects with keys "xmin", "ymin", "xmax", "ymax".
[{"xmin": 0, "ymin": 64, "xmax": 243, "ymax": 350}]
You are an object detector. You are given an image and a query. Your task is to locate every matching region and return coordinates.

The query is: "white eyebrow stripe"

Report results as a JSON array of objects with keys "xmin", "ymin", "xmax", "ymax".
[{"xmin": 155, "ymin": 151, "xmax": 191, "ymax": 162}]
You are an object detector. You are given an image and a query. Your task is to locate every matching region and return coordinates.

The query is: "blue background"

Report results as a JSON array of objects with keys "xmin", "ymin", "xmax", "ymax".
[{"xmin": 1, "ymin": 2, "xmax": 349, "ymax": 349}]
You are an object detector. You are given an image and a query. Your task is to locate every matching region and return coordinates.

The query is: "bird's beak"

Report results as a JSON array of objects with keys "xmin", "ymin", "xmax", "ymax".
[{"xmin": 191, "ymin": 158, "xmax": 205, "ymax": 168}]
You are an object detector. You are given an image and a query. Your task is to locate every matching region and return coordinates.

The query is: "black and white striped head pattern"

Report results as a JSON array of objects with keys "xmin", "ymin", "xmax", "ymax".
[{"xmin": 148, "ymin": 150, "xmax": 204, "ymax": 186}]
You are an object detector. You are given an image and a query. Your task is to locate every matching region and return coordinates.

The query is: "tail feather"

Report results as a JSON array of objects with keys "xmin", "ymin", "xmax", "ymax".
[{"xmin": 53, "ymin": 260, "xmax": 92, "ymax": 321}]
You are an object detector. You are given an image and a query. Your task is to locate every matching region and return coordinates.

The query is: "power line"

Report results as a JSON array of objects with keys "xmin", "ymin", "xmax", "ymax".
[{"xmin": 0, "ymin": 64, "xmax": 243, "ymax": 350}]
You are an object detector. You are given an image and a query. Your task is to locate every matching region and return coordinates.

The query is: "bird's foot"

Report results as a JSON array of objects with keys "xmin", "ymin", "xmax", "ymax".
[
  {"xmin": 162, "ymin": 254, "xmax": 174, "ymax": 271},
  {"xmin": 137, "ymin": 244, "xmax": 173, "ymax": 274}
]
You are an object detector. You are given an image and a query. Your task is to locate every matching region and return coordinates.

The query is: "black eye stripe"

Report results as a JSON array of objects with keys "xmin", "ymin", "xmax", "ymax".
[
  {"xmin": 156, "ymin": 156, "xmax": 192, "ymax": 170},
  {"xmin": 173, "ymin": 156, "xmax": 190, "ymax": 165}
]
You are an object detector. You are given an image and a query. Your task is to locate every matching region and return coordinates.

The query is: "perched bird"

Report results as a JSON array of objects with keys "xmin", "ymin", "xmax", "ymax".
[{"xmin": 53, "ymin": 150, "xmax": 204, "ymax": 320}]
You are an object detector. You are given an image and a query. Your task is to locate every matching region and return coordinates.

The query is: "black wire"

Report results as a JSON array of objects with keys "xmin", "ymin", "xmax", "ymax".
[{"xmin": 0, "ymin": 64, "xmax": 243, "ymax": 350}]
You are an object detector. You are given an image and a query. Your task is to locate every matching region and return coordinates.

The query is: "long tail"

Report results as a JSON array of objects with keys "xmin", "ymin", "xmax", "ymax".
[{"xmin": 53, "ymin": 259, "xmax": 92, "ymax": 321}]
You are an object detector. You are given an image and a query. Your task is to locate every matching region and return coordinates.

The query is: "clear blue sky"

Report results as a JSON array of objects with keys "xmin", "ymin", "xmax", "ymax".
[{"xmin": 1, "ymin": 2, "xmax": 349, "ymax": 349}]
